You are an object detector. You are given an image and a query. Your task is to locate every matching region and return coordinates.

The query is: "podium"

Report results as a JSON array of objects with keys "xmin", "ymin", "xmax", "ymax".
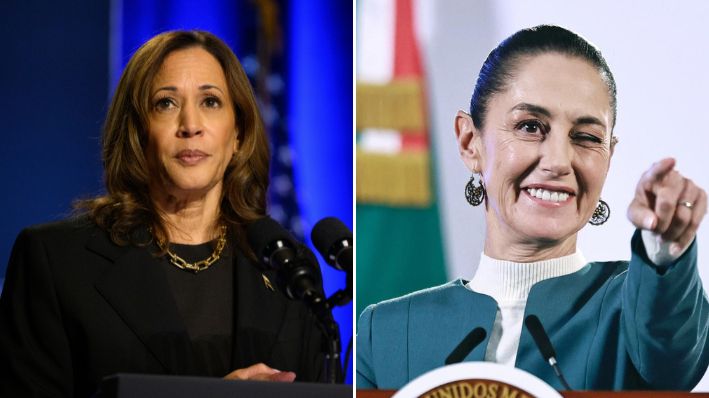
[
  {"xmin": 358, "ymin": 362, "xmax": 709, "ymax": 398},
  {"xmin": 357, "ymin": 390, "xmax": 709, "ymax": 397},
  {"xmin": 96, "ymin": 373, "xmax": 351, "ymax": 398}
]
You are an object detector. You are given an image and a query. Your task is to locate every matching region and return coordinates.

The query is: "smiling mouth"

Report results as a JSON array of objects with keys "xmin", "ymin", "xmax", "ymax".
[{"xmin": 525, "ymin": 188, "xmax": 571, "ymax": 203}]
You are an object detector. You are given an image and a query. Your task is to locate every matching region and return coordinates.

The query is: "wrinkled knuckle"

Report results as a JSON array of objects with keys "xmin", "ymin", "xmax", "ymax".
[{"xmin": 657, "ymin": 200, "xmax": 674, "ymax": 213}]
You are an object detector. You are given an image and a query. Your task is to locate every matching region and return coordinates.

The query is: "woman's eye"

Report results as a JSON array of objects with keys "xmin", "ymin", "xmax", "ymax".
[
  {"xmin": 517, "ymin": 120, "xmax": 545, "ymax": 134},
  {"xmin": 154, "ymin": 97, "xmax": 175, "ymax": 110},
  {"xmin": 204, "ymin": 96, "xmax": 222, "ymax": 108},
  {"xmin": 573, "ymin": 132, "xmax": 603, "ymax": 144}
]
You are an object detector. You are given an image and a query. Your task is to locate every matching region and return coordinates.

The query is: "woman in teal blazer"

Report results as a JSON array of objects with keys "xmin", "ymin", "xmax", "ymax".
[{"xmin": 357, "ymin": 25, "xmax": 708, "ymax": 391}]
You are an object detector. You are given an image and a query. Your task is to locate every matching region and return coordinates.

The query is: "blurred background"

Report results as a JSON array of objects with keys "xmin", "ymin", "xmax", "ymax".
[
  {"xmin": 0, "ymin": 0, "xmax": 352, "ymax": 383},
  {"xmin": 356, "ymin": 0, "xmax": 709, "ymax": 390}
]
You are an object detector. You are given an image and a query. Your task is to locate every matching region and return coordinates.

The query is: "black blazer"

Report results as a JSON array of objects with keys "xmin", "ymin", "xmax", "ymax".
[{"xmin": 0, "ymin": 217, "xmax": 324, "ymax": 397}]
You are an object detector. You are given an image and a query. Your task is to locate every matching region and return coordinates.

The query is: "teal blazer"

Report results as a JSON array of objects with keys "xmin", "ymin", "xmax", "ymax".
[{"xmin": 357, "ymin": 231, "xmax": 709, "ymax": 390}]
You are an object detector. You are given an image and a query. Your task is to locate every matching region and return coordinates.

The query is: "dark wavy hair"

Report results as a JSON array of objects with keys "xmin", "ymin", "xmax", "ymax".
[
  {"xmin": 78, "ymin": 30, "xmax": 269, "ymax": 257},
  {"xmin": 470, "ymin": 25, "xmax": 617, "ymax": 130}
]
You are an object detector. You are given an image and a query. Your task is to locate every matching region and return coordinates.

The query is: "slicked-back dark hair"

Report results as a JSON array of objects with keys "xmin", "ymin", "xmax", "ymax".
[{"xmin": 470, "ymin": 25, "xmax": 617, "ymax": 130}]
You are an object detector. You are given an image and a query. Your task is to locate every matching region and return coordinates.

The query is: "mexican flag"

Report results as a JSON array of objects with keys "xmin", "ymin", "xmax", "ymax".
[{"xmin": 356, "ymin": 0, "xmax": 447, "ymax": 319}]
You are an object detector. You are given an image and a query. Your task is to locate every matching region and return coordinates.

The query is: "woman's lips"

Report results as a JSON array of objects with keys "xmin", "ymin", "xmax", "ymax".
[
  {"xmin": 522, "ymin": 187, "xmax": 575, "ymax": 208},
  {"xmin": 175, "ymin": 149, "xmax": 209, "ymax": 166}
]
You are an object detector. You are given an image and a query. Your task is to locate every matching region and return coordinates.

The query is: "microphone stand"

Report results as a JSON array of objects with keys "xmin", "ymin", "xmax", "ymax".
[
  {"xmin": 249, "ymin": 218, "xmax": 348, "ymax": 383},
  {"xmin": 319, "ymin": 271, "xmax": 352, "ymax": 384},
  {"xmin": 291, "ymin": 253, "xmax": 351, "ymax": 384},
  {"xmin": 319, "ymin": 310, "xmax": 342, "ymax": 384},
  {"xmin": 306, "ymin": 291, "xmax": 346, "ymax": 384}
]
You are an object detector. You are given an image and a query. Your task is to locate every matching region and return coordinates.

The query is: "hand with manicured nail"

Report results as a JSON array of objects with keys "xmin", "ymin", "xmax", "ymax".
[{"xmin": 627, "ymin": 157, "xmax": 708, "ymax": 256}]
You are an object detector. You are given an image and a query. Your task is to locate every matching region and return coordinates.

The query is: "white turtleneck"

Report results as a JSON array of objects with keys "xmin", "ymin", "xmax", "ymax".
[
  {"xmin": 465, "ymin": 231, "xmax": 687, "ymax": 366},
  {"xmin": 466, "ymin": 251, "xmax": 587, "ymax": 365}
]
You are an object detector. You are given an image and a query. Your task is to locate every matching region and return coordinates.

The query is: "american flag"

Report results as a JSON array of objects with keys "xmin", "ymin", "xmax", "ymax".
[{"xmin": 238, "ymin": 0, "xmax": 304, "ymax": 240}]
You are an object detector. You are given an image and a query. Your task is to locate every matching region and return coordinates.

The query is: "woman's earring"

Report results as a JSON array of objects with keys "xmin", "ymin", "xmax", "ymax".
[
  {"xmin": 464, "ymin": 174, "xmax": 485, "ymax": 206},
  {"xmin": 589, "ymin": 199, "xmax": 610, "ymax": 225}
]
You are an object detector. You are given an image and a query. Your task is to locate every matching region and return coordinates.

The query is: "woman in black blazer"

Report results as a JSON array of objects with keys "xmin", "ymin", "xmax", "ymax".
[{"xmin": 0, "ymin": 30, "xmax": 324, "ymax": 397}]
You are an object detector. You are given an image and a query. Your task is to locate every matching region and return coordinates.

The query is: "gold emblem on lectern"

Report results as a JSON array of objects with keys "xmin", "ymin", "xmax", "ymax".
[{"xmin": 420, "ymin": 379, "xmax": 534, "ymax": 398}]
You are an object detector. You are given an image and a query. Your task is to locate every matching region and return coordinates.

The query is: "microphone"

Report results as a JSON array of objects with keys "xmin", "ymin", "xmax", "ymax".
[
  {"xmin": 247, "ymin": 217, "xmax": 324, "ymax": 306},
  {"xmin": 445, "ymin": 327, "xmax": 486, "ymax": 365},
  {"xmin": 524, "ymin": 315, "xmax": 572, "ymax": 390},
  {"xmin": 311, "ymin": 217, "xmax": 352, "ymax": 273}
]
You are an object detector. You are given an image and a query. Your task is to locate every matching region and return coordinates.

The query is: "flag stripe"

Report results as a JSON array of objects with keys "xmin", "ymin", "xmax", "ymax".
[
  {"xmin": 393, "ymin": 0, "xmax": 423, "ymax": 77},
  {"xmin": 356, "ymin": 150, "xmax": 432, "ymax": 206},
  {"xmin": 356, "ymin": 81, "xmax": 426, "ymax": 131},
  {"xmin": 356, "ymin": 0, "xmax": 447, "ymax": 321}
]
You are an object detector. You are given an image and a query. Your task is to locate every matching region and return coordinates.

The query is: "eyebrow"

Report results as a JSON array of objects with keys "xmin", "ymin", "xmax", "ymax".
[
  {"xmin": 510, "ymin": 102, "xmax": 607, "ymax": 130},
  {"xmin": 152, "ymin": 84, "xmax": 224, "ymax": 96},
  {"xmin": 574, "ymin": 116, "xmax": 606, "ymax": 130},
  {"xmin": 510, "ymin": 102, "xmax": 552, "ymax": 118}
]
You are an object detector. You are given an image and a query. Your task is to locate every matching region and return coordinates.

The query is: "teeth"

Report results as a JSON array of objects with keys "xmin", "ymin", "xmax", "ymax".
[{"xmin": 526, "ymin": 188, "xmax": 570, "ymax": 203}]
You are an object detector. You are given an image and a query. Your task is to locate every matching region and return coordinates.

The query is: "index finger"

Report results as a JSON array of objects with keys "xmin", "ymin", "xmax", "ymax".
[{"xmin": 642, "ymin": 158, "xmax": 676, "ymax": 186}]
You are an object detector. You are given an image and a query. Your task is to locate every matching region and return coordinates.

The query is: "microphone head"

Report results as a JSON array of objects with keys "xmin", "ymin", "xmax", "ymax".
[
  {"xmin": 524, "ymin": 315, "xmax": 557, "ymax": 361},
  {"xmin": 247, "ymin": 217, "xmax": 324, "ymax": 303},
  {"xmin": 445, "ymin": 327, "xmax": 486, "ymax": 365},
  {"xmin": 311, "ymin": 217, "xmax": 352, "ymax": 270},
  {"xmin": 247, "ymin": 216, "xmax": 296, "ymax": 261}
]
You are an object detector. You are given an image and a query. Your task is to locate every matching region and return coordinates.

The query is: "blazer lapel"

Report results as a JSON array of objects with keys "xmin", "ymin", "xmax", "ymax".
[
  {"xmin": 516, "ymin": 263, "xmax": 625, "ymax": 388},
  {"xmin": 88, "ymin": 232, "xmax": 195, "ymax": 375},
  {"xmin": 408, "ymin": 280, "xmax": 497, "ymax": 380}
]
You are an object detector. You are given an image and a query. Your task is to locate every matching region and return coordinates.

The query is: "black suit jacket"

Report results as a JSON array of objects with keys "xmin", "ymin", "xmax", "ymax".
[{"xmin": 0, "ymin": 217, "xmax": 324, "ymax": 397}]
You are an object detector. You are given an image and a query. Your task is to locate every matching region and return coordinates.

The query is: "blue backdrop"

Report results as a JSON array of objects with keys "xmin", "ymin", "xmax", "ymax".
[{"xmin": 1, "ymin": 0, "xmax": 352, "ymax": 383}]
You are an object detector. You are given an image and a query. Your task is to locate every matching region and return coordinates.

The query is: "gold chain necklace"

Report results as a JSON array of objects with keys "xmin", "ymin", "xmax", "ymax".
[{"xmin": 158, "ymin": 225, "xmax": 227, "ymax": 273}]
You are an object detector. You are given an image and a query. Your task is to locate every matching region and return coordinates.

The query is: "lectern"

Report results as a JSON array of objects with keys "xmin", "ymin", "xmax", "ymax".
[{"xmin": 97, "ymin": 373, "xmax": 351, "ymax": 398}]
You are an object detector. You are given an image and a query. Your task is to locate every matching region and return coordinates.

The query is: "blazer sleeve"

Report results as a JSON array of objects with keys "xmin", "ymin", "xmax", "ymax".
[
  {"xmin": 356, "ymin": 304, "xmax": 377, "ymax": 388},
  {"xmin": 622, "ymin": 229, "xmax": 709, "ymax": 389},
  {"xmin": 0, "ymin": 228, "xmax": 74, "ymax": 398}
]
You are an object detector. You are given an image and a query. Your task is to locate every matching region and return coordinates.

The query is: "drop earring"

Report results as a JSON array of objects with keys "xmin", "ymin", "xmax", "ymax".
[
  {"xmin": 589, "ymin": 199, "xmax": 610, "ymax": 225},
  {"xmin": 464, "ymin": 174, "xmax": 485, "ymax": 206}
]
